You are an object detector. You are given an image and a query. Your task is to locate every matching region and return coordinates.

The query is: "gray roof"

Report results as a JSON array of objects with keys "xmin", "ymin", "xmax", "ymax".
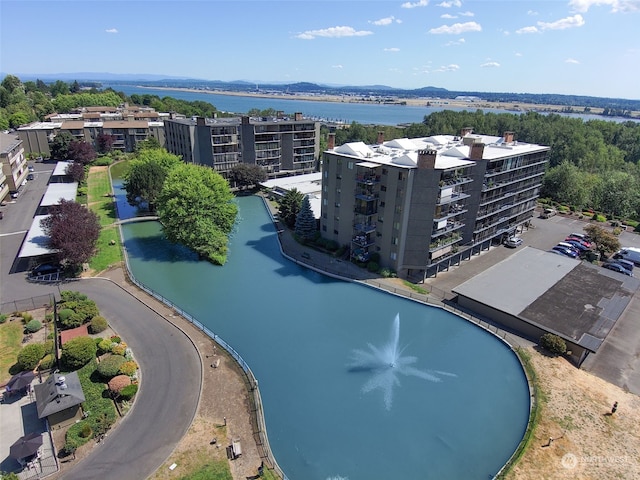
[
  {"xmin": 18, "ymin": 215, "xmax": 56, "ymax": 258},
  {"xmin": 453, "ymin": 247, "xmax": 640, "ymax": 352},
  {"xmin": 34, "ymin": 372, "xmax": 85, "ymax": 419}
]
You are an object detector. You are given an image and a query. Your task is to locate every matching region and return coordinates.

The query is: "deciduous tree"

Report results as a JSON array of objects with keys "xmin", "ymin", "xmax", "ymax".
[
  {"xmin": 40, "ymin": 199, "xmax": 101, "ymax": 269},
  {"xmin": 50, "ymin": 132, "xmax": 74, "ymax": 159},
  {"xmin": 156, "ymin": 163, "xmax": 237, "ymax": 265},
  {"xmin": 583, "ymin": 224, "xmax": 621, "ymax": 258},
  {"xmin": 66, "ymin": 161, "xmax": 86, "ymax": 183},
  {"xmin": 229, "ymin": 163, "xmax": 267, "ymax": 189},
  {"xmin": 123, "ymin": 148, "xmax": 181, "ymax": 211},
  {"xmin": 96, "ymin": 133, "xmax": 114, "ymax": 154},
  {"xmin": 68, "ymin": 141, "xmax": 97, "ymax": 165}
]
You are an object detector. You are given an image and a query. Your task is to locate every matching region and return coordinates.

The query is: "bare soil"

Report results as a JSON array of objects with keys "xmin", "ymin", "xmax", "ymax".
[{"xmin": 505, "ymin": 348, "xmax": 640, "ymax": 479}]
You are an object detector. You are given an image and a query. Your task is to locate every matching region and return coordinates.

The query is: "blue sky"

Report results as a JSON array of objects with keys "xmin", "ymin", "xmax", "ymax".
[{"xmin": 1, "ymin": 0, "xmax": 638, "ymax": 99}]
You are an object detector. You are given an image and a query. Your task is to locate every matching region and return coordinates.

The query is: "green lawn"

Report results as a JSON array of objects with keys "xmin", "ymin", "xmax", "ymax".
[
  {"xmin": 0, "ymin": 321, "xmax": 23, "ymax": 384},
  {"xmin": 89, "ymin": 226, "xmax": 122, "ymax": 273}
]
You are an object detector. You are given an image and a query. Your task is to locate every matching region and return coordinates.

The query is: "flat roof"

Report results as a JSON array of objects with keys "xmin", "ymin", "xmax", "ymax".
[
  {"xmin": 261, "ymin": 173, "xmax": 322, "ymax": 218},
  {"xmin": 41, "ymin": 182, "xmax": 78, "ymax": 206},
  {"xmin": 453, "ymin": 247, "xmax": 640, "ymax": 351},
  {"xmin": 52, "ymin": 161, "xmax": 72, "ymax": 176},
  {"xmin": 18, "ymin": 215, "xmax": 56, "ymax": 258},
  {"xmin": 18, "ymin": 122, "xmax": 62, "ymax": 130}
]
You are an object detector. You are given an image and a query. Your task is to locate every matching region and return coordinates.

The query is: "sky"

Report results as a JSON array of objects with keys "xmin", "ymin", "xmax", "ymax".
[{"xmin": 1, "ymin": 0, "xmax": 639, "ymax": 99}]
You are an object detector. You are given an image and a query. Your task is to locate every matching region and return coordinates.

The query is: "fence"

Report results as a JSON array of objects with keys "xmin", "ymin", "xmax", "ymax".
[{"xmin": 1, "ymin": 294, "xmax": 55, "ymax": 315}]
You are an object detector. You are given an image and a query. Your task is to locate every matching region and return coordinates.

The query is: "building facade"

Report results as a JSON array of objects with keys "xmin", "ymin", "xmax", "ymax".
[
  {"xmin": 0, "ymin": 132, "xmax": 28, "ymax": 200},
  {"xmin": 320, "ymin": 130, "xmax": 550, "ymax": 280},
  {"xmin": 164, "ymin": 113, "xmax": 320, "ymax": 179}
]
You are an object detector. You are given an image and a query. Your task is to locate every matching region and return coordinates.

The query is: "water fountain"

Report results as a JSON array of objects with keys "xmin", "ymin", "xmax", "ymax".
[{"xmin": 349, "ymin": 313, "xmax": 456, "ymax": 410}]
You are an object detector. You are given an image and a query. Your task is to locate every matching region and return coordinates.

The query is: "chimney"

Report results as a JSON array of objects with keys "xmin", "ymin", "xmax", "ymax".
[
  {"xmin": 196, "ymin": 116, "xmax": 206, "ymax": 127},
  {"xmin": 503, "ymin": 131, "xmax": 514, "ymax": 144},
  {"xmin": 294, "ymin": 112, "xmax": 303, "ymax": 121},
  {"xmin": 460, "ymin": 127, "xmax": 473, "ymax": 137},
  {"xmin": 377, "ymin": 131, "xmax": 384, "ymax": 144},
  {"xmin": 417, "ymin": 149, "xmax": 437, "ymax": 169},
  {"xmin": 469, "ymin": 142, "xmax": 485, "ymax": 160},
  {"xmin": 328, "ymin": 133, "xmax": 336, "ymax": 150},
  {"xmin": 242, "ymin": 116, "xmax": 250, "ymax": 125}
]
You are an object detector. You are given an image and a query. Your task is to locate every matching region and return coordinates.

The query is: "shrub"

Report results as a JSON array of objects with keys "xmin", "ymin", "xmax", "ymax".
[
  {"xmin": 45, "ymin": 312, "xmax": 54, "ymax": 323},
  {"xmin": 61, "ymin": 337, "xmax": 98, "ymax": 369},
  {"xmin": 60, "ymin": 290, "xmax": 88, "ymax": 303},
  {"xmin": 39, "ymin": 354, "xmax": 56, "ymax": 370},
  {"xmin": 79, "ymin": 423, "xmax": 93, "ymax": 438},
  {"xmin": 92, "ymin": 156, "xmax": 113, "ymax": 166},
  {"xmin": 118, "ymin": 360, "xmax": 138, "ymax": 376},
  {"xmin": 97, "ymin": 355, "xmax": 127, "ymax": 379},
  {"xmin": 0, "ymin": 313, "xmax": 7, "ymax": 323},
  {"xmin": 539, "ymin": 333, "xmax": 567, "ymax": 355},
  {"xmin": 60, "ymin": 299, "xmax": 99, "ymax": 324},
  {"xmin": 89, "ymin": 316, "xmax": 108, "ymax": 334},
  {"xmin": 111, "ymin": 342, "xmax": 127, "ymax": 356},
  {"xmin": 43, "ymin": 339, "xmax": 55, "ymax": 355},
  {"xmin": 110, "ymin": 335, "xmax": 121, "ymax": 343},
  {"xmin": 367, "ymin": 261, "xmax": 379, "ymax": 273},
  {"xmin": 119, "ymin": 384, "xmax": 138, "ymax": 400},
  {"xmin": 369, "ymin": 252, "xmax": 381, "ymax": 263},
  {"xmin": 25, "ymin": 320, "xmax": 42, "ymax": 333},
  {"xmin": 108, "ymin": 374, "xmax": 131, "ymax": 393},
  {"xmin": 595, "ymin": 214, "xmax": 607, "ymax": 222},
  {"xmin": 380, "ymin": 268, "xmax": 392, "ymax": 278},
  {"xmin": 97, "ymin": 339, "xmax": 113, "ymax": 354},
  {"xmin": 21, "ymin": 312, "xmax": 34, "ymax": 323},
  {"xmin": 17, "ymin": 343, "xmax": 46, "ymax": 370},
  {"xmin": 58, "ymin": 308, "xmax": 84, "ymax": 329}
]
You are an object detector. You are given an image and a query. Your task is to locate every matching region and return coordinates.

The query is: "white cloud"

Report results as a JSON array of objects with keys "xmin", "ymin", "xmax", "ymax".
[
  {"xmin": 565, "ymin": 58, "xmax": 580, "ymax": 64},
  {"xmin": 515, "ymin": 52, "xmax": 523, "ymax": 57},
  {"xmin": 105, "ymin": 28, "xmax": 118, "ymax": 34},
  {"xmin": 569, "ymin": 0, "xmax": 639, "ymax": 13},
  {"xmin": 296, "ymin": 26, "xmax": 373, "ymax": 39},
  {"xmin": 480, "ymin": 61, "xmax": 500, "ymax": 68},
  {"xmin": 460, "ymin": 11, "xmax": 475, "ymax": 17},
  {"xmin": 527, "ymin": 10, "xmax": 538, "ymax": 15},
  {"xmin": 437, "ymin": 0, "xmax": 462, "ymax": 7},
  {"xmin": 384, "ymin": 47, "xmax": 400, "ymax": 52},
  {"xmin": 370, "ymin": 16, "xmax": 399, "ymax": 26},
  {"xmin": 538, "ymin": 14, "xmax": 585, "ymax": 30},
  {"xmin": 444, "ymin": 38, "xmax": 465, "ymax": 46},
  {"xmin": 401, "ymin": 0, "xmax": 429, "ymax": 8},
  {"xmin": 429, "ymin": 21, "xmax": 481, "ymax": 34},
  {"xmin": 434, "ymin": 64, "xmax": 460, "ymax": 72},
  {"xmin": 441, "ymin": 13, "xmax": 457, "ymax": 19},
  {"xmin": 332, "ymin": 64, "xmax": 343, "ymax": 69},
  {"xmin": 516, "ymin": 26, "xmax": 539, "ymax": 34}
]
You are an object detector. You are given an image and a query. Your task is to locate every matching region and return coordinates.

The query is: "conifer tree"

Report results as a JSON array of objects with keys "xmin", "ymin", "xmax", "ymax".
[{"xmin": 295, "ymin": 195, "xmax": 317, "ymax": 241}]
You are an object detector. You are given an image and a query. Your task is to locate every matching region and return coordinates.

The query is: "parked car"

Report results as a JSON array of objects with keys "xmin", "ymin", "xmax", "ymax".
[
  {"xmin": 557, "ymin": 242, "xmax": 581, "ymax": 254},
  {"xmin": 610, "ymin": 259, "xmax": 634, "ymax": 272},
  {"xmin": 602, "ymin": 262, "xmax": 633, "ymax": 276},
  {"xmin": 504, "ymin": 236, "xmax": 523, "ymax": 248},
  {"xmin": 30, "ymin": 263, "xmax": 61, "ymax": 277},
  {"xmin": 541, "ymin": 208, "xmax": 557, "ymax": 218},
  {"xmin": 28, "ymin": 164, "xmax": 35, "ymax": 172},
  {"xmin": 10, "ymin": 191, "xmax": 19, "ymax": 199},
  {"xmin": 27, "ymin": 173, "xmax": 34, "ymax": 180},
  {"xmin": 565, "ymin": 236, "xmax": 593, "ymax": 249},
  {"xmin": 564, "ymin": 240, "xmax": 589, "ymax": 252},
  {"xmin": 613, "ymin": 247, "xmax": 640, "ymax": 267},
  {"xmin": 551, "ymin": 246, "xmax": 578, "ymax": 258}
]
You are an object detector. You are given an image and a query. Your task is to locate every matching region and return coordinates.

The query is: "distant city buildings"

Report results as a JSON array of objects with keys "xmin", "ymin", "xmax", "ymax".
[
  {"xmin": 320, "ymin": 129, "xmax": 550, "ymax": 280},
  {"xmin": 164, "ymin": 113, "xmax": 320, "ymax": 179}
]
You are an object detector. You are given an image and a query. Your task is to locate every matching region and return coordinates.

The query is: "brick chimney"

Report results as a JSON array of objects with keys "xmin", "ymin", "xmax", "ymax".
[
  {"xmin": 377, "ymin": 131, "xmax": 384, "ymax": 144},
  {"xmin": 469, "ymin": 142, "xmax": 485, "ymax": 160},
  {"xmin": 503, "ymin": 131, "xmax": 514, "ymax": 144},
  {"xmin": 460, "ymin": 127, "xmax": 473, "ymax": 137},
  {"xmin": 294, "ymin": 112, "xmax": 303, "ymax": 121},
  {"xmin": 328, "ymin": 133, "xmax": 335, "ymax": 150},
  {"xmin": 196, "ymin": 116, "xmax": 206, "ymax": 127},
  {"xmin": 417, "ymin": 149, "xmax": 437, "ymax": 169}
]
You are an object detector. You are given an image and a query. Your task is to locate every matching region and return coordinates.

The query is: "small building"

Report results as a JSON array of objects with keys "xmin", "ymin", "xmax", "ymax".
[
  {"xmin": 0, "ymin": 132, "xmax": 28, "ymax": 201},
  {"xmin": 34, "ymin": 372, "xmax": 85, "ymax": 429},
  {"xmin": 452, "ymin": 247, "xmax": 640, "ymax": 366}
]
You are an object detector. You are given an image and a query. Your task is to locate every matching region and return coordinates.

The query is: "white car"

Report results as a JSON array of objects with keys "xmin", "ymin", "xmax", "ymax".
[{"xmin": 505, "ymin": 236, "xmax": 523, "ymax": 248}]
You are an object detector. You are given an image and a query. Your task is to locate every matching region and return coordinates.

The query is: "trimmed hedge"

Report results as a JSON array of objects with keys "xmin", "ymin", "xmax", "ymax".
[
  {"xmin": 119, "ymin": 384, "xmax": 138, "ymax": 401},
  {"xmin": 61, "ymin": 337, "xmax": 97, "ymax": 370},
  {"xmin": 89, "ymin": 316, "xmax": 108, "ymax": 334},
  {"xmin": 97, "ymin": 355, "xmax": 126, "ymax": 379},
  {"xmin": 540, "ymin": 333, "xmax": 567, "ymax": 355},
  {"xmin": 17, "ymin": 343, "xmax": 46, "ymax": 370},
  {"xmin": 25, "ymin": 320, "xmax": 42, "ymax": 333}
]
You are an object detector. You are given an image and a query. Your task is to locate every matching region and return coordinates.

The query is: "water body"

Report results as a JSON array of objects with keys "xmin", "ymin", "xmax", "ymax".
[
  {"xmin": 117, "ymin": 183, "xmax": 530, "ymax": 480},
  {"xmin": 110, "ymin": 84, "xmax": 636, "ymax": 125}
]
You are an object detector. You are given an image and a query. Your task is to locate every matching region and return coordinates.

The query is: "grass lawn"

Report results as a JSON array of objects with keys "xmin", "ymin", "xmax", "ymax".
[
  {"xmin": 88, "ymin": 167, "xmax": 116, "ymax": 227},
  {"xmin": 89, "ymin": 225, "xmax": 122, "ymax": 273},
  {"xmin": 0, "ymin": 321, "xmax": 23, "ymax": 384}
]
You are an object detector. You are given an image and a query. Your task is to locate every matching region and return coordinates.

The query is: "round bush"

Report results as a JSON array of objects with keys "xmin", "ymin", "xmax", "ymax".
[
  {"xmin": 118, "ymin": 360, "xmax": 138, "ymax": 376},
  {"xmin": 39, "ymin": 353, "xmax": 56, "ymax": 370},
  {"xmin": 17, "ymin": 343, "xmax": 46, "ymax": 370},
  {"xmin": 61, "ymin": 337, "xmax": 98, "ymax": 369},
  {"xmin": 540, "ymin": 333, "xmax": 567, "ymax": 355},
  {"xmin": 108, "ymin": 374, "xmax": 131, "ymax": 393},
  {"xmin": 97, "ymin": 355, "xmax": 127, "ymax": 379},
  {"xmin": 111, "ymin": 343, "xmax": 127, "ymax": 356},
  {"xmin": 0, "ymin": 313, "xmax": 8, "ymax": 324},
  {"xmin": 25, "ymin": 320, "xmax": 42, "ymax": 333},
  {"xmin": 89, "ymin": 316, "xmax": 108, "ymax": 334},
  {"xmin": 119, "ymin": 384, "xmax": 138, "ymax": 400},
  {"xmin": 43, "ymin": 339, "xmax": 55, "ymax": 355},
  {"xmin": 97, "ymin": 339, "xmax": 113, "ymax": 354},
  {"xmin": 58, "ymin": 308, "xmax": 83, "ymax": 329}
]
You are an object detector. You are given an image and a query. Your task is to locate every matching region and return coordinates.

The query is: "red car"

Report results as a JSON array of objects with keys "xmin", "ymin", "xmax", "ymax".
[{"xmin": 565, "ymin": 236, "xmax": 592, "ymax": 249}]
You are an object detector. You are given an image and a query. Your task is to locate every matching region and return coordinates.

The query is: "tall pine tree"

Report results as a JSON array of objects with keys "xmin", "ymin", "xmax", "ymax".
[{"xmin": 294, "ymin": 195, "xmax": 317, "ymax": 241}]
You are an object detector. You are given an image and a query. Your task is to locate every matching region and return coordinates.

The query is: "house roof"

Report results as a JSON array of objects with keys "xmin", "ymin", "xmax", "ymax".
[{"xmin": 34, "ymin": 372, "xmax": 85, "ymax": 419}]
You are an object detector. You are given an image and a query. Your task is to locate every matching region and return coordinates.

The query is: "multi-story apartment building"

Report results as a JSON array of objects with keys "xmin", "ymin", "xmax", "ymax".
[
  {"xmin": 164, "ymin": 113, "xmax": 320, "ymax": 179},
  {"xmin": 17, "ymin": 104, "xmax": 167, "ymax": 157},
  {"xmin": 0, "ymin": 132, "xmax": 28, "ymax": 201},
  {"xmin": 320, "ymin": 130, "xmax": 550, "ymax": 280}
]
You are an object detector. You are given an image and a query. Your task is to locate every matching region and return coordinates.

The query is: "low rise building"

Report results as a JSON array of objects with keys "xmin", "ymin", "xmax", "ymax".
[{"xmin": 0, "ymin": 132, "xmax": 28, "ymax": 200}]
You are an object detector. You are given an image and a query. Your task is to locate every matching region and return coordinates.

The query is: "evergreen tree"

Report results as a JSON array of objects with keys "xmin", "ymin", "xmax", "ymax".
[
  {"xmin": 278, "ymin": 188, "xmax": 304, "ymax": 228},
  {"xmin": 295, "ymin": 195, "xmax": 317, "ymax": 241}
]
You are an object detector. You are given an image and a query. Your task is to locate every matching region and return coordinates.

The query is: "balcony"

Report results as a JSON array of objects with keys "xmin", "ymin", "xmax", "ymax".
[
  {"xmin": 354, "ymin": 190, "xmax": 379, "ymax": 202},
  {"xmin": 355, "ymin": 174, "xmax": 380, "ymax": 185},
  {"xmin": 432, "ymin": 221, "xmax": 465, "ymax": 238},
  {"xmin": 353, "ymin": 222, "xmax": 377, "ymax": 234},
  {"xmin": 352, "ymin": 234, "xmax": 375, "ymax": 248},
  {"xmin": 354, "ymin": 205, "xmax": 377, "ymax": 216},
  {"xmin": 437, "ymin": 191, "xmax": 470, "ymax": 206},
  {"xmin": 433, "ymin": 204, "xmax": 467, "ymax": 222},
  {"xmin": 429, "ymin": 233, "xmax": 462, "ymax": 252},
  {"xmin": 439, "ymin": 176, "xmax": 473, "ymax": 188}
]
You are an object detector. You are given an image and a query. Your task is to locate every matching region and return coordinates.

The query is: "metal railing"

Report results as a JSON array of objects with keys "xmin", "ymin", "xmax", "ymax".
[{"xmin": 1, "ymin": 294, "xmax": 55, "ymax": 315}]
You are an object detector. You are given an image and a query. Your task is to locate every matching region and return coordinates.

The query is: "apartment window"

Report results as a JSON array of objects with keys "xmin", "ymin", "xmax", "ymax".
[
  {"xmin": 336, "ymin": 174, "xmax": 342, "ymax": 180},
  {"xmin": 398, "ymin": 172, "xmax": 405, "ymax": 181},
  {"xmin": 348, "ymin": 162, "xmax": 354, "ymax": 169},
  {"xmin": 382, "ymin": 168, "xmax": 388, "ymax": 175},
  {"xmin": 324, "ymin": 170, "xmax": 328, "ymax": 178},
  {"xmin": 334, "ymin": 229, "xmax": 339, "ymax": 235},
  {"xmin": 322, "ymin": 225, "xmax": 327, "ymax": 232},
  {"xmin": 334, "ymin": 216, "xmax": 340, "ymax": 222},
  {"xmin": 392, "ymin": 237, "xmax": 399, "ymax": 245},
  {"xmin": 323, "ymin": 199, "xmax": 327, "ymax": 205},
  {"xmin": 335, "ymin": 202, "xmax": 340, "ymax": 207},
  {"xmin": 380, "ymin": 185, "xmax": 387, "ymax": 192},
  {"xmin": 380, "ymin": 201, "xmax": 385, "ymax": 207},
  {"xmin": 394, "ymin": 222, "xmax": 400, "ymax": 230},
  {"xmin": 390, "ymin": 252, "xmax": 397, "ymax": 260},
  {"xmin": 395, "ymin": 206, "xmax": 402, "ymax": 214},
  {"xmin": 378, "ymin": 216, "xmax": 384, "ymax": 223}
]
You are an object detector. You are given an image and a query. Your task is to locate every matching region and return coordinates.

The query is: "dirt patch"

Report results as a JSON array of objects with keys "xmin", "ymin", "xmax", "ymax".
[{"xmin": 505, "ymin": 348, "xmax": 640, "ymax": 479}]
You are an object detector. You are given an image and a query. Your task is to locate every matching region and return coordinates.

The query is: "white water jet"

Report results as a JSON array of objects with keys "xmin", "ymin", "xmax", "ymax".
[{"xmin": 348, "ymin": 313, "xmax": 456, "ymax": 410}]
